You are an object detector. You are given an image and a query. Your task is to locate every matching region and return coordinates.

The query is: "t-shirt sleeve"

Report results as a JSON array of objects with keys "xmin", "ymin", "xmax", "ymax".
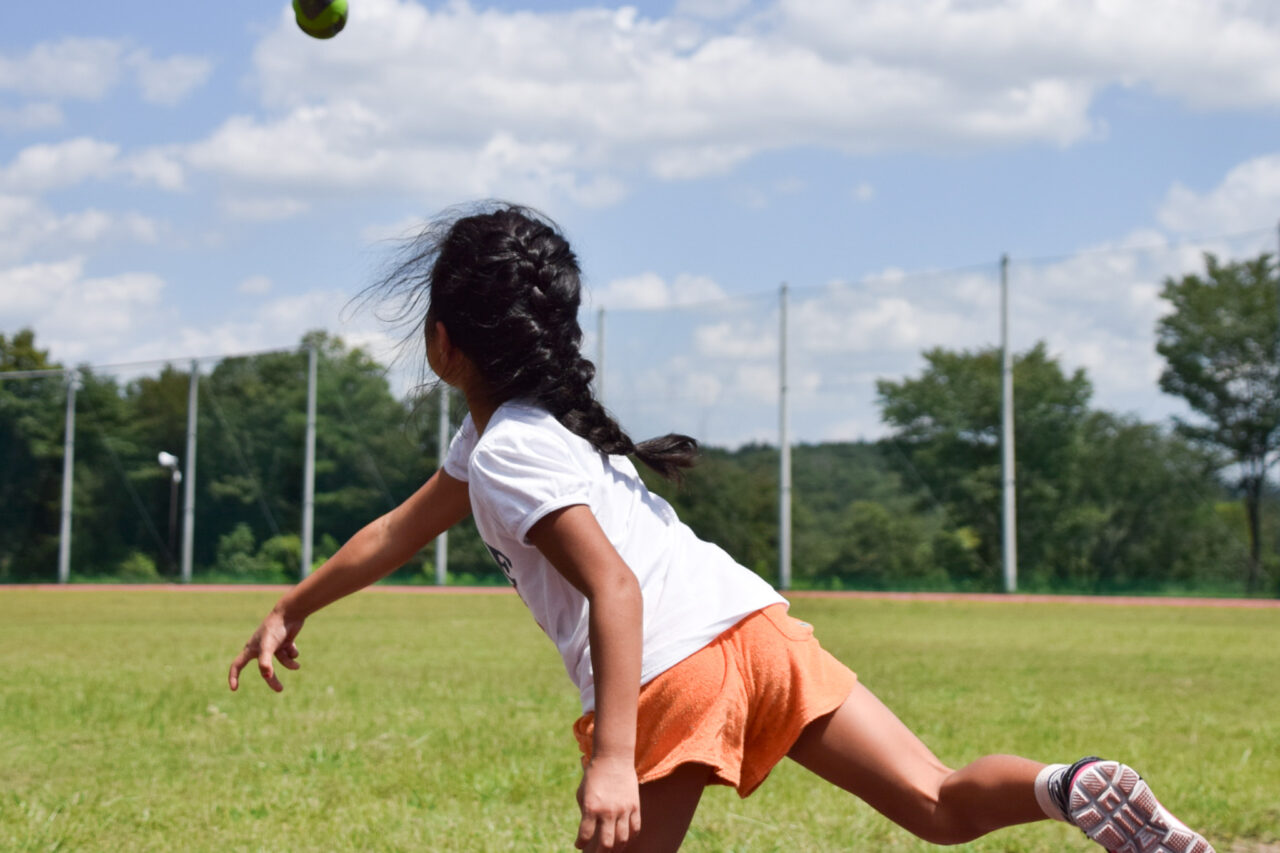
[
  {"xmin": 442, "ymin": 414, "xmax": 477, "ymax": 482},
  {"xmin": 469, "ymin": 423, "xmax": 593, "ymax": 543}
]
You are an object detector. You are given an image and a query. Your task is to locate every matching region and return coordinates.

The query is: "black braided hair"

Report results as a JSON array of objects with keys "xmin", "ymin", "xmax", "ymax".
[{"xmin": 371, "ymin": 202, "xmax": 697, "ymax": 481}]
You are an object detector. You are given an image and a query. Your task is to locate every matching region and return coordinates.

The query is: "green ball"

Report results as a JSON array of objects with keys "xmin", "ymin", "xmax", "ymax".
[{"xmin": 293, "ymin": 0, "xmax": 348, "ymax": 39}]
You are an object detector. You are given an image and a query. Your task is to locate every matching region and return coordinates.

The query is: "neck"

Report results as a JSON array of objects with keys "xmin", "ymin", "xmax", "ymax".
[{"xmin": 462, "ymin": 386, "xmax": 501, "ymax": 435}]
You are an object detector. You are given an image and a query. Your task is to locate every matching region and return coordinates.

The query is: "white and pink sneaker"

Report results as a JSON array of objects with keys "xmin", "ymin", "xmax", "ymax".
[{"xmin": 1048, "ymin": 758, "xmax": 1215, "ymax": 853}]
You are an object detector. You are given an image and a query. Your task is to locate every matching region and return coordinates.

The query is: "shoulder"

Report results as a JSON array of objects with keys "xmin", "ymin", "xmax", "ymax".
[
  {"xmin": 477, "ymin": 403, "xmax": 578, "ymax": 457},
  {"xmin": 442, "ymin": 413, "xmax": 479, "ymax": 481},
  {"xmin": 470, "ymin": 403, "xmax": 592, "ymax": 479},
  {"xmin": 466, "ymin": 403, "xmax": 600, "ymax": 539}
]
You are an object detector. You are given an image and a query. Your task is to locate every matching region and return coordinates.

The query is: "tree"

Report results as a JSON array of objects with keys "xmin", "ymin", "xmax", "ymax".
[
  {"xmin": 0, "ymin": 330, "xmax": 64, "ymax": 581},
  {"xmin": 1156, "ymin": 253, "xmax": 1280, "ymax": 593},
  {"xmin": 642, "ymin": 445, "xmax": 779, "ymax": 579},
  {"xmin": 192, "ymin": 331, "xmax": 449, "ymax": 578},
  {"xmin": 876, "ymin": 342, "xmax": 1236, "ymax": 592},
  {"xmin": 876, "ymin": 342, "xmax": 1092, "ymax": 585},
  {"xmin": 1064, "ymin": 412, "xmax": 1237, "ymax": 591}
]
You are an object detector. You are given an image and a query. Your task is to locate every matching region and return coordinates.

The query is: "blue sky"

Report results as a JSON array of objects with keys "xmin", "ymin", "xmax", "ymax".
[{"xmin": 3, "ymin": 0, "xmax": 1280, "ymax": 444}]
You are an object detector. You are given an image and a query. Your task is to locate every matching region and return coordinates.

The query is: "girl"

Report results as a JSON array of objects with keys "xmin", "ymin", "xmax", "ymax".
[{"xmin": 229, "ymin": 204, "xmax": 1214, "ymax": 853}]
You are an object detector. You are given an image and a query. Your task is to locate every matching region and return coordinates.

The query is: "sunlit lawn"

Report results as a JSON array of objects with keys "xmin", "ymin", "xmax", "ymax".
[{"xmin": 2, "ymin": 589, "xmax": 1276, "ymax": 851}]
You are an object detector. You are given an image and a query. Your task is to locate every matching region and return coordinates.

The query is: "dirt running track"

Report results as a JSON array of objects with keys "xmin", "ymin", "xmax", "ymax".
[{"xmin": 8, "ymin": 584, "xmax": 1280, "ymax": 608}]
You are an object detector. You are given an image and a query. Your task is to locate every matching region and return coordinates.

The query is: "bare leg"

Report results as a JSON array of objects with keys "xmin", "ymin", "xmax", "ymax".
[
  {"xmin": 787, "ymin": 682, "xmax": 1047, "ymax": 845},
  {"xmin": 623, "ymin": 763, "xmax": 713, "ymax": 853}
]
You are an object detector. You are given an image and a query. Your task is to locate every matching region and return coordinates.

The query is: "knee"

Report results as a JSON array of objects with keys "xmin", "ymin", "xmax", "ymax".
[
  {"xmin": 890, "ymin": 778, "xmax": 986, "ymax": 846},
  {"xmin": 900, "ymin": 772, "xmax": 1003, "ymax": 845}
]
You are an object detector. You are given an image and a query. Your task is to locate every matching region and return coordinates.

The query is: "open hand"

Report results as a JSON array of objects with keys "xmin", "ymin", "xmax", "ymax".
[
  {"xmin": 575, "ymin": 756, "xmax": 641, "ymax": 852},
  {"xmin": 228, "ymin": 608, "xmax": 304, "ymax": 692}
]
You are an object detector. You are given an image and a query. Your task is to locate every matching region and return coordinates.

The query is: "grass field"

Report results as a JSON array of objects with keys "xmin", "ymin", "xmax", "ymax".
[{"xmin": 2, "ymin": 589, "xmax": 1277, "ymax": 852}]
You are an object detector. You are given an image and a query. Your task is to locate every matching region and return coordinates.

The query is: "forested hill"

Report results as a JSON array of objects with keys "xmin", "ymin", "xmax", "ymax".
[{"xmin": 643, "ymin": 432, "xmax": 1253, "ymax": 596}]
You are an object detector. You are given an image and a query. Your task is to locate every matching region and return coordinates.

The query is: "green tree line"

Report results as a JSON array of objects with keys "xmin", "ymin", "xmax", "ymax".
[
  {"xmin": 0, "ymin": 330, "xmax": 474, "ymax": 584},
  {"xmin": 3, "ymin": 252, "xmax": 1278, "ymax": 594}
]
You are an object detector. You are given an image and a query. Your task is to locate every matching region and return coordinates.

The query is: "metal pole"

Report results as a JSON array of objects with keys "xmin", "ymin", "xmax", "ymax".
[
  {"xmin": 301, "ymin": 345, "xmax": 317, "ymax": 579},
  {"xmin": 435, "ymin": 385, "xmax": 449, "ymax": 586},
  {"xmin": 1000, "ymin": 255, "xmax": 1018, "ymax": 593},
  {"xmin": 167, "ymin": 470, "xmax": 179, "ymax": 571},
  {"xmin": 596, "ymin": 307, "xmax": 606, "ymax": 407},
  {"xmin": 180, "ymin": 362, "xmax": 198, "ymax": 583},
  {"xmin": 57, "ymin": 371, "xmax": 77, "ymax": 584},
  {"xmin": 778, "ymin": 284, "xmax": 792, "ymax": 591}
]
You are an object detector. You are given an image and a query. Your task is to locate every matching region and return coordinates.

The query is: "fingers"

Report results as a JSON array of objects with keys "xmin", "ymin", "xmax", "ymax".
[
  {"xmin": 258, "ymin": 646, "xmax": 283, "ymax": 692},
  {"xmin": 597, "ymin": 817, "xmax": 616, "ymax": 851},
  {"xmin": 576, "ymin": 811, "xmax": 636, "ymax": 852},
  {"xmin": 229, "ymin": 612, "xmax": 304, "ymax": 693},
  {"xmin": 228, "ymin": 646, "xmax": 252, "ymax": 691},
  {"xmin": 575, "ymin": 813, "xmax": 595, "ymax": 850},
  {"xmin": 275, "ymin": 640, "xmax": 301, "ymax": 671}
]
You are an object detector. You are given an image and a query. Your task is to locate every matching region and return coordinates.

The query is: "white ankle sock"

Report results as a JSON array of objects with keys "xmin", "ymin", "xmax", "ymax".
[{"xmin": 1034, "ymin": 763, "xmax": 1070, "ymax": 822}]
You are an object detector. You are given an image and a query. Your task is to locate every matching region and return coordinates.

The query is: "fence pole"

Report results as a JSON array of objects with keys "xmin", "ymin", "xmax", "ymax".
[
  {"xmin": 181, "ymin": 361, "xmax": 198, "ymax": 583},
  {"xmin": 435, "ymin": 385, "xmax": 450, "ymax": 585},
  {"xmin": 778, "ymin": 283, "xmax": 792, "ymax": 591},
  {"xmin": 301, "ymin": 345, "xmax": 317, "ymax": 579},
  {"xmin": 56, "ymin": 371, "xmax": 77, "ymax": 584},
  {"xmin": 1000, "ymin": 255, "xmax": 1018, "ymax": 593}
]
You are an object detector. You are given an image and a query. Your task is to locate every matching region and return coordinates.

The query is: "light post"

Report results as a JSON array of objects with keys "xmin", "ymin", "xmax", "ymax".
[{"xmin": 158, "ymin": 451, "xmax": 182, "ymax": 573}]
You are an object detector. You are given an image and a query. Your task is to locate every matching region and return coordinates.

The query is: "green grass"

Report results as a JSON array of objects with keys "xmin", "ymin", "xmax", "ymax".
[{"xmin": 1, "ymin": 590, "xmax": 1276, "ymax": 852}]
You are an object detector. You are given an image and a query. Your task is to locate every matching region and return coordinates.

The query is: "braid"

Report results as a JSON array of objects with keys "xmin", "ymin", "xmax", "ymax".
[{"xmin": 372, "ymin": 202, "xmax": 699, "ymax": 481}]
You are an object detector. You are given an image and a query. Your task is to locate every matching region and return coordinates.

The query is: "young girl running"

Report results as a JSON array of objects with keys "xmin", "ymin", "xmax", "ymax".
[{"xmin": 228, "ymin": 204, "xmax": 1215, "ymax": 853}]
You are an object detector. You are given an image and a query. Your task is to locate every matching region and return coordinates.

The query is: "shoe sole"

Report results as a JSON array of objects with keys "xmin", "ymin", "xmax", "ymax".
[{"xmin": 1067, "ymin": 761, "xmax": 1215, "ymax": 853}]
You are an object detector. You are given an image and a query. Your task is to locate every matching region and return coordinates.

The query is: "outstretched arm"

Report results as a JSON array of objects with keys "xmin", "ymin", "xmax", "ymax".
[
  {"xmin": 528, "ymin": 504, "xmax": 643, "ymax": 853},
  {"xmin": 228, "ymin": 468, "xmax": 471, "ymax": 692}
]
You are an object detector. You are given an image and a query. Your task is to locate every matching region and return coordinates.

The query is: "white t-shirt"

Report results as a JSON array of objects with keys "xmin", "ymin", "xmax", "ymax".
[{"xmin": 443, "ymin": 400, "xmax": 785, "ymax": 712}]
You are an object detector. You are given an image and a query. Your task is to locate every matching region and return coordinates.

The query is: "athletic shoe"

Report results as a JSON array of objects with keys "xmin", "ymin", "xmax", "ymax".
[{"xmin": 1048, "ymin": 758, "xmax": 1215, "ymax": 853}]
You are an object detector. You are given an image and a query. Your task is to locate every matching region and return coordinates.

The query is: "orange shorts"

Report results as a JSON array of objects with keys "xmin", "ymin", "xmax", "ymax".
[{"xmin": 572, "ymin": 603, "xmax": 857, "ymax": 798}]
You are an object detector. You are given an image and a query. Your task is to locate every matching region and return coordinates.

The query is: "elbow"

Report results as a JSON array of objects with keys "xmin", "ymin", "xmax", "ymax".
[{"xmin": 588, "ymin": 566, "xmax": 642, "ymax": 613}]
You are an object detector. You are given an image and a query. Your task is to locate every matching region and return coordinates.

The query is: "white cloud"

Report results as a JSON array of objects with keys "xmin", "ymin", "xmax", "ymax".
[
  {"xmin": 360, "ymin": 215, "xmax": 427, "ymax": 246},
  {"xmin": 0, "ymin": 102, "xmax": 63, "ymax": 132},
  {"xmin": 8, "ymin": 2, "xmax": 1280, "ymax": 215},
  {"xmin": 0, "ymin": 194, "xmax": 161, "ymax": 265},
  {"xmin": 0, "ymin": 38, "xmax": 123, "ymax": 100},
  {"xmin": 237, "ymin": 275, "xmax": 273, "ymax": 295},
  {"xmin": 0, "ymin": 138, "xmax": 119, "ymax": 193},
  {"xmin": 694, "ymin": 319, "xmax": 777, "ymax": 359},
  {"xmin": 597, "ymin": 230, "xmax": 1280, "ymax": 443},
  {"xmin": 775, "ymin": 0, "xmax": 1280, "ymax": 110},
  {"xmin": 221, "ymin": 196, "xmax": 310, "ymax": 222},
  {"xmin": 124, "ymin": 148, "xmax": 186, "ymax": 191},
  {"xmin": 128, "ymin": 50, "xmax": 213, "ymax": 106},
  {"xmin": 20, "ymin": 285, "xmax": 375, "ymax": 370},
  {"xmin": 0, "ymin": 258, "xmax": 166, "ymax": 361},
  {"xmin": 95, "ymin": 0, "xmax": 1271, "ymax": 216},
  {"xmin": 1158, "ymin": 153, "xmax": 1280, "ymax": 235},
  {"xmin": 174, "ymin": 0, "xmax": 1280, "ymax": 204},
  {"xmin": 592, "ymin": 272, "xmax": 729, "ymax": 309},
  {"xmin": 1000, "ymin": 227, "xmax": 1274, "ymax": 417},
  {"xmin": 134, "ymin": 290, "xmax": 359, "ymax": 365},
  {"xmin": 0, "ymin": 38, "xmax": 213, "ymax": 107},
  {"xmin": 675, "ymin": 0, "xmax": 754, "ymax": 19}
]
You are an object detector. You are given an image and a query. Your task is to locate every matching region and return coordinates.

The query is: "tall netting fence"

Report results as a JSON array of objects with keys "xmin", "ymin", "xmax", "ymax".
[
  {"xmin": 0, "ymin": 342, "xmax": 498, "ymax": 585},
  {"xmin": 3, "ymin": 228, "xmax": 1278, "ymax": 594},
  {"xmin": 592, "ymin": 228, "xmax": 1279, "ymax": 596}
]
